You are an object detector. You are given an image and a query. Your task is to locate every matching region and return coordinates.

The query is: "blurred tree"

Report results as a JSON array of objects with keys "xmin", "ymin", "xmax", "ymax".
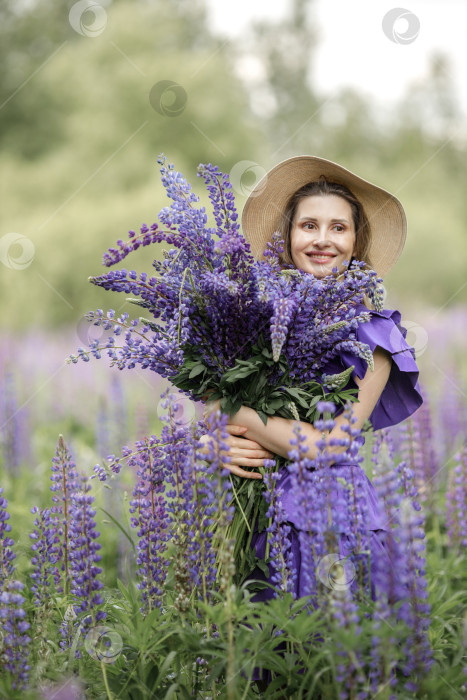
[
  {"xmin": 0, "ymin": 0, "xmax": 73, "ymax": 159},
  {"xmin": 0, "ymin": 0, "xmax": 267, "ymax": 329}
]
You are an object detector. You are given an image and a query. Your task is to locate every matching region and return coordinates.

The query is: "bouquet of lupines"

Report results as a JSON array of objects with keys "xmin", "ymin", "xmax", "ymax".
[{"xmin": 69, "ymin": 156, "xmax": 383, "ymax": 584}]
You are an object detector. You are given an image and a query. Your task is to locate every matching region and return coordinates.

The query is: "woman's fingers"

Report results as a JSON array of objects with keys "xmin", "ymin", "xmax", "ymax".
[
  {"xmin": 225, "ymin": 424, "xmax": 248, "ymax": 435},
  {"xmin": 227, "ymin": 445, "xmax": 275, "ymax": 461},
  {"xmin": 221, "ymin": 463, "xmax": 263, "ymax": 480},
  {"xmin": 197, "ymin": 428, "xmax": 274, "ymax": 479}
]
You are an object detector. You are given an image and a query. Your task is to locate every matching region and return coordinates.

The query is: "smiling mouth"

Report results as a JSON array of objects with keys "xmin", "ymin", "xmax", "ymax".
[{"xmin": 306, "ymin": 253, "xmax": 336, "ymax": 260}]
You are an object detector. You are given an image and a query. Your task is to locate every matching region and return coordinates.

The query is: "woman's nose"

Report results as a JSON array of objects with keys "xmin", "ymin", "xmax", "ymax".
[{"xmin": 312, "ymin": 226, "xmax": 330, "ymax": 244}]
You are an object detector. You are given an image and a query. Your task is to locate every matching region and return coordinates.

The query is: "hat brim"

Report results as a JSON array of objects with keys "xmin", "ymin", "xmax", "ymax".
[{"xmin": 241, "ymin": 155, "xmax": 407, "ymax": 278}]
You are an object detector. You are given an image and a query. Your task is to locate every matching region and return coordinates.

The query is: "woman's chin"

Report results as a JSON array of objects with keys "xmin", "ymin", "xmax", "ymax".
[{"xmin": 303, "ymin": 260, "xmax": 337, "ymax": 278}]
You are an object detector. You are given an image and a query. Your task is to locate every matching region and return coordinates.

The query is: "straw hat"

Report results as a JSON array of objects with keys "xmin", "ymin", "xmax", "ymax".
[{"xmin": 241, "ymin": 155, "xmax": 407, "ymax": 278}]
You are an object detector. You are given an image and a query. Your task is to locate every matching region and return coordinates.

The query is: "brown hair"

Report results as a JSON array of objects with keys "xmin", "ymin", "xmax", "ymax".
[{"xmin": 278, "ymin": 177, "xmax": 373, "ymax": 271}]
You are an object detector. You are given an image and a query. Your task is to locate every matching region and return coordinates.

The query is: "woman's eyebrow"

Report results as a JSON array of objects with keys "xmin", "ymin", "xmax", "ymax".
[{"xmin": 297, "ymin": 216, "xmax": 350, "ymax": 224}]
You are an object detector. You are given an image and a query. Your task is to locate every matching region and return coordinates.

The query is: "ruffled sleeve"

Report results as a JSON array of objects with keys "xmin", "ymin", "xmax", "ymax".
[{"xmin": 338, "ymin": 305, "xmax": 423, "ymax": 430}]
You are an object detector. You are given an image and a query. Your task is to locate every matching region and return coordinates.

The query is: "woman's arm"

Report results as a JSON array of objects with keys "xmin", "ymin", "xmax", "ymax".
[{"xmin": 228, "ymin": 347, "xmax": 392, "ymax": 464}]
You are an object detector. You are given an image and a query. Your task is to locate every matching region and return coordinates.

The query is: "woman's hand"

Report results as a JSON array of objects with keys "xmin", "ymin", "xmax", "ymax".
[{"xmin": 198, "ymin": 424, "xmax": 275, "ymax": 480}]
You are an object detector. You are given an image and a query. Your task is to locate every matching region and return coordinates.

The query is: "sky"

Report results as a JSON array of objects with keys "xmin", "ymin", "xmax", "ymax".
[{"xmin": 204, "ymin": 0, "xmax": 467, "ymax": 119}]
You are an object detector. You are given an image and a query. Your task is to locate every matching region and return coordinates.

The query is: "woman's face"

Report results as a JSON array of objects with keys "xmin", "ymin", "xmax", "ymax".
[{"xmin": 290, "ymin": 194, "xmax": 356, "ymax": 279}]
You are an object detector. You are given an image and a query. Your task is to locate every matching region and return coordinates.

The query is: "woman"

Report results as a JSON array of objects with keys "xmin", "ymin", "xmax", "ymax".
[{"xmin": 202, "ymin": 155, "xmax": 423, "ymax": 600}]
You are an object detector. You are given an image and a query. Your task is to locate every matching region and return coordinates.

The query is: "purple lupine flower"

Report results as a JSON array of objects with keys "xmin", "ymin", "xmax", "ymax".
[
  {"xmin": 29, "ymin": 506, "xmax": 62, "ymax": 605},
  {"xmin": 103, "ymin": 222, "xmax": 165, "ymax": 267},
  {"xmin": 446, "ymin": 446, "xmax": 467, "ymax": 550},
  {"xmin": 371, "ymin": 446, "xmax": 410, "ymax": 604},
  {"xmin": 368, "ymin": 597, "xmax": 398, "ymax": 699},
  {"xmin": 128, "ymin": 433, "xmax": 170, "ymax": 612},
  {"xmin": 372, "ymin": 446, "xmax": 433, "ymax": 692},
  {"xmin": 395, "ymin": 416, "xmax": 429, "ymax": 513},
  {"xmin": 328, "ymin": 585, "xmax": 366, "ymax": 700},
  {"xmin": 191, "ymin": 408, "xmax": 235, "ymax": 600},
  {"xmin": 0, "ymin": 579, "xmax": 31, "ymax": 691},
  {"xmin": 50, "ymin": 435, "xmax": 81, "ymax": 592},
  {"xmin": 317, "ymin": 402, "xmax": 370, "ymax": 595},
  {"xmin": 263, "ymin": 231, "xmax": 286, "ymax": 271},
  {"xmin": 369, "ymin": 446, "xmax": 407, "ymax": 695},
  {"xmin": 157, "ymin": 395, "xmax": 201, "ymax": 613},
  {"xmin": 128, "ymin": 391, "xmax": 234, "ymax": 612},
  {"xmin": 270, "ymin": 297, "xmax": 295, "ymax": 362},
  {"xmin": 397, "ymin": 498, "xmax": 433, "ymax": 691},
  {"xmin": 284, "ymin": 408, "xmax": 369, "ymax": 604},
  {"xmin": 437, "ymin": 364, "xmax": 467, "ymax": 461},
  {"xmin": 409, "ymin": 385, "xmax": 438, "ymax": 510},
  {"xmin": 197, "ymin": 163, "xmax": 240, "ymax": 239},
  {"xmin": 68, "ymin": 482, "xmax": 106, "ymax": 618},
  {"xmin": 0, "ymin": 486, "xmax": 15, "ymax": 585},
  {"xmin": 262, "ymin": 466, "xmax": 296, "ymax": 596},
  {"xmin": 397, "ymin": 389, "xmax": 438, "ymax": 516},
  {"xmin": 397, "ymin": 461, "xmax": 421, "ymax": 513},
  {"xmin": 0, "ymin": 369, "xmax": 30, "ymax": 471},
  {"xmin": 60, "ymin": 479, "xmax": 106, "ymax": 652},
  {"xmin": 316, "ymin": 400, "xmax": 337, "ymax": 415},
  {"xmin": 286, "ymin": 424, "xmax": 326, "ymax": 599}
]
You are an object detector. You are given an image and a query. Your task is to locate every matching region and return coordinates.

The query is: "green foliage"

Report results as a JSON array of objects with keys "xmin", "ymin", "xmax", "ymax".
[{"xmin": 172, "ymin": 333, "xmax": 358, "ymax": 426}]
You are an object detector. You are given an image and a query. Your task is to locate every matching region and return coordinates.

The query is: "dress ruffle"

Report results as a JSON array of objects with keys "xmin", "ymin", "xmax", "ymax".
[{"xmin": 337, "ymin": 305, "xmax": 423, "ymax": 429}]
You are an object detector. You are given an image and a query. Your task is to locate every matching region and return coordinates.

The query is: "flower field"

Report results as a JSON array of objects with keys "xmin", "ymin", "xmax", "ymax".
[{"xmin": 1, "ymin": 309, "xmax": 467, "ymax": 699}]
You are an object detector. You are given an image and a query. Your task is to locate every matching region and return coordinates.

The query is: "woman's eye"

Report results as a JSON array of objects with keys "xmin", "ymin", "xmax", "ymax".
[{"xmin": 302, "ymin": 222, "xmax": 315, "ymax": 230}]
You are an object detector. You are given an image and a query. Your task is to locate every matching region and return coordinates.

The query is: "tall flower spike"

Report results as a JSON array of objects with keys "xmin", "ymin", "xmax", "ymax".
[
  {"xmin": 0, "ymin": 370, "xmax": 30, "ymax": 472},
  {"xmin": 68, "ymin": 481, "xmax": 106, "ymax": 620},
  {"xmin": 188, "ymin": 406, "xmax": 234, "ymax": 602},
  {"xmin": 286, "ymin": 423, "xmax": 327, "ymax": 600},
  {"xmin": 328, "ymin": 585, "xmax": 366, "ymax": 700},
  {"xmin": 29, "ymin": 506, "xmax": 62, "ymax": 605},
  {"xmin": 0, "ymin": 579, "xmax": 31, "ymax": 691},
  {"xmin": 129, "ymin": 435, "xmax": 170, "ymax": 613},
  {"xmin": 0, "ymin": 487, "xmax": 15, "ymax": 585},
  {"xmin": 50, "ymin": 435, "xmax": 81, "ymax": 594},
  {"xmin": 270, "ymin": 297, "xmax": 295, "ymax": 362},
  {"xmin": 446, "ymin": 446, "xmax": 467, "ymax": 550},
  {"xmin": 262, "ymin": 467, "xmax": 296, "ymax": 597},
  {"xmin": 397, "ymin": 498, "xmax": 433, "ymax": 692},
  {"xmin": 60, "ymin": 479, "xmax": 106, "ymax": 653}
]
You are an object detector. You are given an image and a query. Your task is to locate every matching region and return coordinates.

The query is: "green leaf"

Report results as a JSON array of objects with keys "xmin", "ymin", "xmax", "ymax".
[
  {"xmin": 188, "ymin": 364, "xmax": 205, "ymax": 379},
  {"xmin": 100, "ymin": 508, "xmax": 136, "ymax": 551}
]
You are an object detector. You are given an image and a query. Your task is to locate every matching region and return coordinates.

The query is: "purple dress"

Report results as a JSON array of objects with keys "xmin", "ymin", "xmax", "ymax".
[{"xmin": 249, "ymin": 304, "xmax": 424, "ymax": 601}]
